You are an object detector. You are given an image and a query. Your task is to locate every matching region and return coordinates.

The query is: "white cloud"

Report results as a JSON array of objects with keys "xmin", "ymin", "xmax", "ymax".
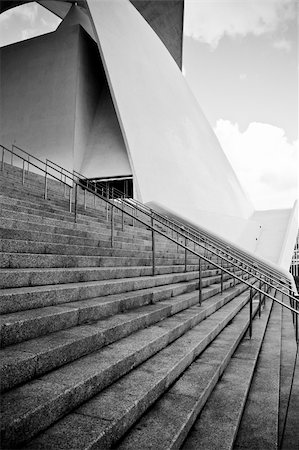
[
  {"xmin": 273, "ymin": 38, "xmax": 292, "ymax": 51},
  {"xmin": 0, "ymin": 3, "xmax": 39, "ymax": 24},
  {"xmin": 184, "ymin": 0, "xmax": 296, "ymax": 49},
  {"xmin": 214, "ymin": 119, "xmax": 298, "ymax": 209}
]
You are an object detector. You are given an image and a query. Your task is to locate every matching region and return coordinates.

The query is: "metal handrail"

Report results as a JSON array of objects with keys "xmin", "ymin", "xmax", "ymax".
[
  {"xmin": 2, "ymin": 144, "xmax": 297, "ymax": 306},
  {"xmin": 46, "ymin": 156, "xmax": 290, "ymax": 291},
  {"xmin": 2, "ymin": 145, "xmax": 296, "ymax": 299},
  {"xmin": 1, "ymin": 143, "xmax": 298, "ymax": 343},
  {"xmin": 11, "ymin": 147, "xmax": 291, "ymax": 288}
]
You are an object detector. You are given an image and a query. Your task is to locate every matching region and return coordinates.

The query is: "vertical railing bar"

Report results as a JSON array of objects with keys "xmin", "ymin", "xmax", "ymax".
[
  {"xmin": 249, "ymin": 287, "xmax": 253, "ymax": 339},
  {"xmin": 122, "ymin": 197, "xmax": 124, "ymax": 231},
  {"xmin": 69, "ymin": 186, "xmax": 72, "ymax": 213},
  {"xmin": 74, "ymin": 183, "xmax": 78, "ymax": 223},
  {"xmin": 184, "ymin": 236, "xmax": 187, "ymax": 272},
  {"xmin": 106, "ymin": 188, "xmax": 109, "ymax": 220},
  {"xmin": 151, "ymin": 215, "xmax": 155, "ymax": 276},
  {"xmin": 259, "ymin": 280, "xmax": 262, "ymax": 318},
  {"xmin": 22, "ymin": 160, "xmax": 25, "ymax": 185},
  {"xmin": 111, "ymin": 202, "xmax": 114, "ymax": 247},
  {"xmin": 1, "ymin": 147, "xmax": 5, "ymax": 171},
  {"xmin": 221, "ymin": 269, "xmax": 223, "ymax": 294},
  {"xmin": 198, "ymin": 257, "xmax": 202, "ymax": 306},
  {"xmin": 11, "ymin": 145, "xmax": 14, "ymax": 165},
  {"xmin": 44, "ymin": 160, "xmax": 48, "ymax": 200}
]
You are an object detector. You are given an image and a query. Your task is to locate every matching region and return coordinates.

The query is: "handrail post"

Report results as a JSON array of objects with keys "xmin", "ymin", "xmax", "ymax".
[
  {"xmin": 106, "ymin": 187, "xmax": 109, "ymax": 220},
  {"xmin": 1, "ymin": 147, "xmax": 5, "ymax": 171},
  {"xmin": 111, "ymin": 202, "xmax": 114, "ymax": 247},
  {"xmin": 184, "ymin": 236, "xmax": 187, "ymax": 272},
  {"xmin": 121, "ymin": 197, "xmax": 124, "ymax": 231},
  {"xmin": 74, "ymin": 184, "xmax": 78, "ymax": 223},
  {"xmin": 22, "ymin": 160, "xmax": 25, "ymax": 185},
  {"xmin": 221, "ymin": 269, "xmax": 223, "ymax": 294},
  {"xmin": 44, "ymin": 161, "xmax": 48, "ymax": 200},
  {"xmin": 249, "ymin": 287, "xmax": 253, "ymax": 339},
  {"xmin": 151, "ymin": 216, "xmax": 155, "ymax": 276},
  {"xmin": 198, "ymin": 257, "xmax": 202, "ymax": 306},
  {"xmin": 259, "ymin": 280, "xmax": 262, "ymax": 318},
  {"xmin": 69, "ymin": 186, "xmax": 72, "ymax": 213}
]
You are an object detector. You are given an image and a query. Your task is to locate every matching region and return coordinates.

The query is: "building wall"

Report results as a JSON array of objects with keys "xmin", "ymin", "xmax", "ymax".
[
  {"xmin": 0, "ymin": 20, "xmax": 132, "ymax": 179},
  {"xmin": 0, "ymin": 26, "xmax": 79, "ymax": 172}
]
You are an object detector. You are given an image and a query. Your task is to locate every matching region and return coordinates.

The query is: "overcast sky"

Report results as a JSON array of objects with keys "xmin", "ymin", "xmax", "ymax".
[{"xmin": 0, "ymin": 0, "xmax": 298, "ymax": 211}]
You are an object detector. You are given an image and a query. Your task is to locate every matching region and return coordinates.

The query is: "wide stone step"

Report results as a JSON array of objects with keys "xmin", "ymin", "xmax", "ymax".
[
  {"xmin": 280, "ymin": 351, "xmax": 299, "ymax": 450},
  {"xmin": 0, "ymin": 190, "xmax": 137, "ymax": 230},
  {"xmin": 0, "ymin": 178, "xmax": 148, "ymax": 230},
  {"xmin": 181, "ymin": 294, "xmax": 274, "ymax": 450},
  {"xmin": 278, "ymin": 302, "xmax": 298, "ymax": 448},
  {"xmin": 0, "ymin": 238, "xmax": 194, "ymax": 262},
  {"xmin": 0, "ymin": 216, "xmax": 154, "ymax": 245},
  {"xmin": 0, "ymin": 226, "xmax": 153, "ymax": 250},
  {"xmin": 0, "ymin": 273, "xmax": 245, "ymax": 349},
  {"xmin": 0, "ymin": 251, "xmax": 199, "ymax": 269},
  {"xmin": 0, "ymin": 194, "xmax": 153, "ymax": 233},
  {"xmin": 0, "ymin": 202, "xmax": 155, "ymax": 240},
  {"xmin": 0, "ymin": 271, "xmax": 201, "ymax": 314},
  {"xmin": 0, "ymin": 277, "xmax": 202, "ymax": 348},
  {"xmin": 0, "ymin": 264, "xmax": 202, "ymax": 289},
  {"xmin": 233, "ymin": 299, "xmax": 282, "ymax": 449},
  {"xmin": 0, "ymin": 280, "xmax": 247, "ymax": 393},
  {"xmin": 21, "ymin": 289, "xmax": 251, "ymax": 450},
  {"xmin": 113, "ymin": 289, "xmax": 263, "ymax": 450},
  {"xmin": 1, "ymin": 287, "xmax": 250, "ymax": 448}
]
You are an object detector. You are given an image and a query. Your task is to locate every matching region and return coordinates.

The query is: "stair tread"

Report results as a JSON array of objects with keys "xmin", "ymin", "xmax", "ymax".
[
  {"xmin": 23, "ymin": 291, "xmax": 251, "ymax": 450},
  {"xmin": 1, "ymin": 291, "xmax": 247, "ymax": 448},
  {"xmin": 233, "ymin": 299, "xmax": 282, "ymax": 449},
  {"xmin": 181, "ymin": 295, "xmax": 273, "ymax": 450}
]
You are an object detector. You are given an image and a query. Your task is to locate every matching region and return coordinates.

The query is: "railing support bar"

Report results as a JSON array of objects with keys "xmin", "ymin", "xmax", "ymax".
[
  {"xmin": 249, "ymin": 287, "xmax": 253, "ymax": 339},
  {"xmin": 111, "ymin": 203, "xmax": 114, "ymax": 247},
  {"xmin": 44, "ymin": 161, "xmax": 48, "ymax": 200},
  {"xmin": 151, "ymin": 216, "xmax": 155, "ymax": 276},
  {"xmin": 184, "ymin": 236, "xmax": 187, "ymax": 272},
  {"xmin": 1, "ymin": 147, "xmax": 4, "ymax": 171},
  {"xmin": 198, "ymin": 257, "xmax": 202, "ymax": 306},
  {"xmin": 69, "ymin": 186, "xmax": 72, "ymax": 213},
  {"xmin": 74, "ymin": 184, "xmax": 78, "ymax": 223},
  {"xmin": 221, "ymin": 269, "xmax": 223, "ymax": 294},
  {"xmin": 22, "ymin": 160, "xmax": 25, "ymax": 185}
]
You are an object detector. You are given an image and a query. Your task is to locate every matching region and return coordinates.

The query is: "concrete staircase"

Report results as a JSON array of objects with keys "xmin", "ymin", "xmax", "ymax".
[{"xmin": 0, "ymin": 163, "xmax": 297, "ymax": 449}]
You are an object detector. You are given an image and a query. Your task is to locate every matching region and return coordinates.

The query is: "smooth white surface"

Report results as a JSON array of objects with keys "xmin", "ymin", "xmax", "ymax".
[
  {"xmin": 278, "ymin": 201, "xmax": 298, "ymax": 269},
  {"xmin": 251, "ymin": 203, "xmax": 298, "ymax": 271},
  {"xmin": 87, "ymin": 0, "xmax": 254, "ymax": 231}
]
